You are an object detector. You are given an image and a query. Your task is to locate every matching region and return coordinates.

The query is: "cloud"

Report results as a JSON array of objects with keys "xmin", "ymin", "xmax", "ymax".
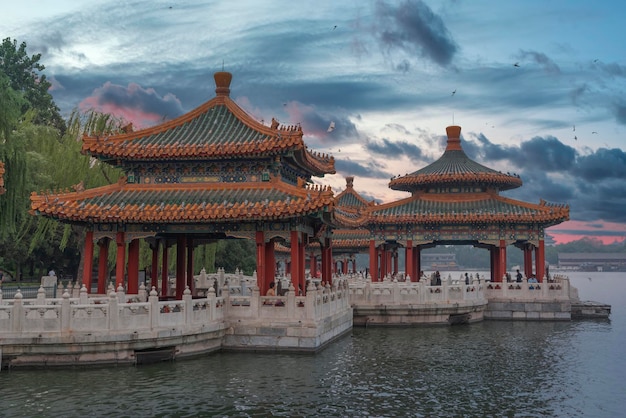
[
  {"xmin": 613, "ymin": 101, "xmax": 626, "ymax": 124},
  {"xmin": 465, "ymin": 133, "xmax": 626, "ymax": 223},
  {"xmin": 374, "ymin": 0, "xmax": 458, "ymax": 67},
  {"xmin": 78, "ymin": 82, "xmax": 185, "ymax": 129},
  {"xmin": 334, "ymin": 159, "xmax": 390, "ymax": 179},
  {"xmin": 517, "ymin": 50, "xmax": 561, "ymax": 74},
  {"xmin": 573, "ymin": 147, "xmax": 626, "ymax": 181},
  {"xmin": 472, "ymin": 133, "xmax": 577, "ymax": 172},
  {"xmin": 365, "ymin": 137, "xmax": 423, "ymax": 160}
]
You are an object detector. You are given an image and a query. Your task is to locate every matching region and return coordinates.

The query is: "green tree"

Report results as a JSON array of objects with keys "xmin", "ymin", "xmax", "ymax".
[
  {"xmin": 0, "ymin": 69, "xmax": 27, "ymax": 235},
  {"xmin": 0, "ymin": 38, "xmax": 66, "ymax": 133},
  {"xmin": 215, "ymin": 239, "xmax": 257, "ymax": 275}
]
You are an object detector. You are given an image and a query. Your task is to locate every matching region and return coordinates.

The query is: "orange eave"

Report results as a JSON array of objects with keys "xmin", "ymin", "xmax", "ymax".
[
  {"xmin": 80, "ymin": 95, "xmax": 335, "ymax": 174},
  {"xmin": 30, "ymin": 177, "xmax": 335, "ymax": 224},
  {"xmin": 364, "ymin": 192, "xmax": 569, "ymax": 225}
]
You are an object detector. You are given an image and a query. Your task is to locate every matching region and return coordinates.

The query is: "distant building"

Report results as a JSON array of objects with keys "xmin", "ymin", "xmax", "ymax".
[
  {"xmin": 558, "ymin": 253, "xmax": 626, "ymax": 271},
  {"xmin": 422, "ymin": 253, "xmax": 459, "ymax": 271}
]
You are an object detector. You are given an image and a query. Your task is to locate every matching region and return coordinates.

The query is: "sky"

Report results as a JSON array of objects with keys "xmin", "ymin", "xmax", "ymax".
[{"xmin": 3, "ymin": 0, "xmax": 626, "ymax": 245}]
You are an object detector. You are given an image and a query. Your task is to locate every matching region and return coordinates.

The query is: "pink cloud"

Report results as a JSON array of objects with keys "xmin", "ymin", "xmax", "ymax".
[
  {"xmin": 547, "ymin": 220, "xmax": 626, "ymax": 245},
  {"xmin": 78, "ymin": 81, "xmax": 184, "ymax": 130}
]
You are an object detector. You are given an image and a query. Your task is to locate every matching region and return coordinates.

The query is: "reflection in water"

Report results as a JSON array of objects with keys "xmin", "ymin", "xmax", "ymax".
[{"xmin": 1, "ymin": 272, "xmax": 623, "ymax": 417}]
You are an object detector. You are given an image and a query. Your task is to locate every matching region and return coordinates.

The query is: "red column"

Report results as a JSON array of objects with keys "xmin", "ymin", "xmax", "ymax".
[
  {"xmin": 175, "ymin": 236, "xmax": 186, "ymax": 299},
  {"xmin": 115, "ymin": 232, "xmax": 126, "ymax": 289},
  {"xmin": 414, "ymin": 246, "xmax": 421, "ymax": 281},
  {"xmin": 321, "ymin": 237, "xmax": 332, "ymax": 285},
  {"xmin": 161, "ymin": 241, "xmax": 169, "ymax": 297},
  {"xmin": 265, "ymin": 240, "xmax": 275, "ymax": 293},
  {"xmin": 82, "ymin": 230, "xmax": 94, "ymax": 292},
  {"xmin": 405, "ymin": 241, "xmax": 414, "ymax": 281},
  {"xmin": 97, "ymin": 238, "xmax": 109, "ymax": 294},
  {"xmin": 536, "ymin": 240, "xmax": 545, "ymax": 282},
  {"xmin": 150, "ymin": 242, "xmax": 159, "ymax": 290},
  {"xmin": 380, "ymin": 247, "xmax": 387, "ymax": 279},
  {"xmin": 290, "ymin": 230, "xmax": 300, "ymax": 290},
  {"xmin": 393, "ymin": 251, "xmax": 398, "ymax": 276},
  {"xmin": 299, "ymin": 236, "xmax": 305, "ymax": 292},
  {"xmin": 127, "ymin": 238, "xmax": 140, "ymax": 294},
  {"xmin": 369, "ymin": 240, "xmax": 378, "ymax": 282},
  {"xmin": 499, "ymin": 239, "xmax": 507, "ymax": 282},
  {"xmin": 255, "ymin": 231, "xmax": 266, "ymax": 293},
  {"xmin": 186, "ymin": 238, "xmax": 194, "ymax": 294},
  {"xmin": 490, "ymin": 247, "xmax": 497, "ymax": 282},
  {"xmin": 524, "ymin": 245, "xmax": 533, "ymax": 278},
  {"xmin": 310, "ymin": 254, "xmax": 317, "ymax": 278}
]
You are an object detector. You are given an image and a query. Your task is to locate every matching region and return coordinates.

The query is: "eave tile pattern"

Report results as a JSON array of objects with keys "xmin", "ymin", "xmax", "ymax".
[
  {"xmin": 31, "ymin": 180, "xmax": 335, "ymax": 224},
  {"xmin": 81, "ymin": 97, "xmax": 334, "ymax": 176},
  {"xmin": 369, "ymin": 194, "xmax": 569, "ymax": 225},
  {"xmin": 390, "ymin": 150, "xmax": 522, "ymax": 192}
]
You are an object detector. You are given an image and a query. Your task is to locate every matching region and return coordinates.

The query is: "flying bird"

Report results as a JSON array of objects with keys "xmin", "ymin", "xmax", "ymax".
[
  {"xmin": 573, "ymin": 125, "xmax": 575, "ymax": 132},
  {"xmin": 332, "ymin": 25, "xmax": 337, "ymax": 30},
  {"xmin": 513, "ymin": 62, "xmax": 520, "ymax": 67},
  {"xmin": 327, "ymin": 121, "xmax": 335, "ymax": 132},
  {"xmin": 592, "ymin": 131, "xmax": 598, "ymax": 134},
  {"xmin": 574, "ymin": 136, "xmax": 578, "ymax": 140},
  {"xmin": 593, "ymin": 59, "xmax": 599, "ymax": 63},
  {"xmin": 451, "ymin": 89, "xmax": 456, "ymax": 96}
]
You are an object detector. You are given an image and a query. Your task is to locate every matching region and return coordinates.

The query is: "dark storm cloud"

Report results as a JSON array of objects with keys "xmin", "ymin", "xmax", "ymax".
[
  {"xmin": 506, "ymin": 170, "xmax": 574, "ymax": 204},
  {"xmin": 334, "ymin": 159, "xmax": 390, "ymax": 179},
  {"xmin": 613, "ymin": 102, "xmax": 626, "ymax": 124},
  {"xmin": 83, "ymin": 82, "xmax": 185, "ymax": 120},
  {"xmin": 473, "ymin": 133, "xmax": 576, "ymax": 172},
  {"xmin": 473, "ymin": 133, "xmax": 518, "ymax": 161},
  {"xmin": 596, "ymin": 61, "xmax": 626, "ymax": 78},
  {"xmin": 374, "ymin": 0, "xmax": 458, "ymax": 67},
  {"xmin": 365, "ymin": 137, "xmax": 422, "ymax": 160},
  {"xmin": 518, "ymin": 136, "xmax": 577, "ymax": 171},
  {"xmin": 573, "ymin": 148, "xmax": 626, "ymax": 181},
  {"xmin": 517, "ymin": 50, "xmax": 561, "ymax": 74},
  {"xmin": 469, "ymin": 133, "xmax": 626, "ymax": 222}
]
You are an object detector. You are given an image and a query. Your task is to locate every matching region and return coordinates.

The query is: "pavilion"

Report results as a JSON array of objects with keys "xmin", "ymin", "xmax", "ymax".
[
  {"xmin": 30, "ymin": 72, "xmax": 341, "ymax": 298},
  {"xmin": 358, "ymin": 125, "xmax": 570, "ymax": 282}
]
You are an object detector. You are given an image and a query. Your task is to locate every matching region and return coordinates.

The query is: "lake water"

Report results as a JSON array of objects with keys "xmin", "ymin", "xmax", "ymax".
[{"xmin": 1, "ymin": 272, "xmax": 624, "ymax": 417}]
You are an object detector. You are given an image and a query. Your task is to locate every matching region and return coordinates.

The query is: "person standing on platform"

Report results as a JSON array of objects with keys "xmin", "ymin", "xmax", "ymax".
[
  {"xmin": 516, "ymin": 269, "xmax": 523, "ymax": 283},
  {"xmin": 266, "ymin": 281, "xmax": 276, "ymax": 296}
]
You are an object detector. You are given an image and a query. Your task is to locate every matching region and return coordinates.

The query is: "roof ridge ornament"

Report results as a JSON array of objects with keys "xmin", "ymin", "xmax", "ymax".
[
  {"xmin": 214, "ymin": 71, "xmax": 232, "ymax": 96},
  {"xmin": 445, "ymin": 125, "xmax": 462, "ymax": 151}
]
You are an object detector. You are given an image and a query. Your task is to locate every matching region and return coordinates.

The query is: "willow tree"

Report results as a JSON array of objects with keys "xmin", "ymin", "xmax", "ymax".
[
  {"xmin": 0, "ymin": 69, "xmax": 27, "ymax": 237},
  {"xmin": 29, "ymin": 110, "xmax": 125, "ymax": 281}
]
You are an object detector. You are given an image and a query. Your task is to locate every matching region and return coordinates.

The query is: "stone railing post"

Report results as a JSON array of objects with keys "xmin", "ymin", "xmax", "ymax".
[
  {"xmin": 11, "ymin": 290, "xmax": 23, "ymax": 332},
  {"xmin": 138, "ymin": 283, "xmax": 147, "ymax": 302},
  {"xmin": 61, "ymin": 289, "xmax": 71, "ymax": 332},
  {"xmin": 108, "ymin": 289, "xmax": 119, "ymax": 331},
  {"xmin": 207, "ymin": 287, "xmax": 217, "ymax": 320},
  {"xmin": 219, "ymin": 267, "xmax": 225, "ymax": 288},
  {"xmin": 287, "ymin": 284, "xmax": 296, "ymax": 318},
  {"xmin": 117, "ymin": 284, "xmax": 126, "ymax": 303},
  {"xmin": 221, "ymin": 284, "xmax": 230, "ymax": 317},
  {"xmin": 0, "ymin": 287, "xmax": 3, "ymax": 304},
  {"xmin": 418, "ymin": 280, "xmax": 426, "ymax": 303},
  {"xmin": 149, "ymin": 287, "xmax": 159, "ymax": 329},
  {"xmin": 306, "ymin": 281, "xmax": 316, "ymax": 319},
  {"xmin": 392, "ymin": 278, "xmax": 400, "ymax": 303},
  {"xmin": 250, "ymin": 285, "xmax": 260, "ymax": 317},
  {"xmin": 79, "ymin": 284, "xmax": 89, "ymax": 304},
  {"xmin": 183, "ymin": 286, "xmax": 192, "ymax": 327},
  {"xmin": 72, "ymin": 281, "xmax": 80, "ymax": 298},
  {"xmin": 37, "ymin": 285, "xmax": 47, "ymax": 304}
]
